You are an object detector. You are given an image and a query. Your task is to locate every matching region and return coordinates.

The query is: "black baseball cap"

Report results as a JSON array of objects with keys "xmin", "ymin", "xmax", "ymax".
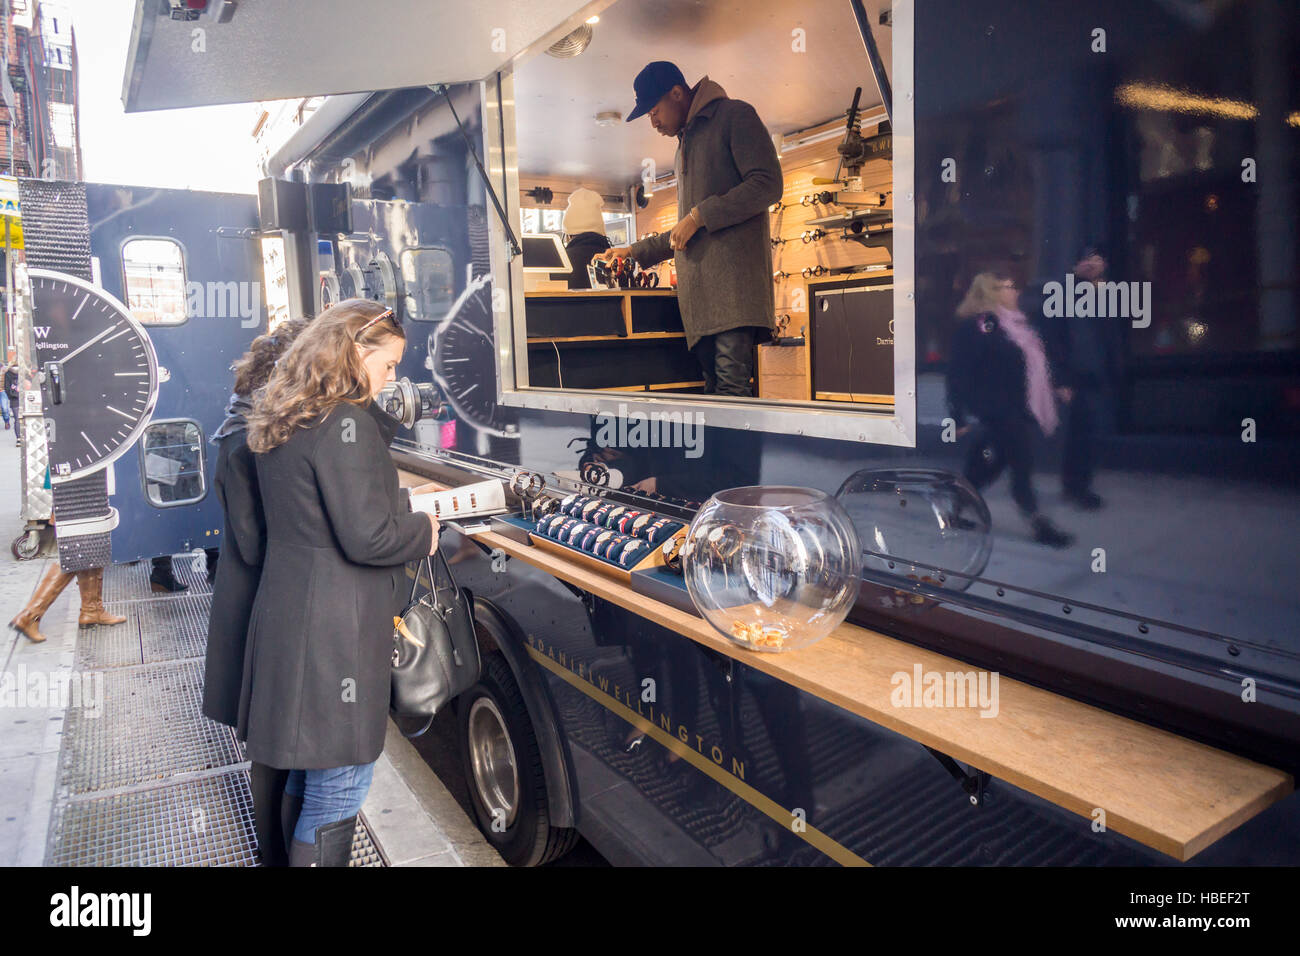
[{"xmin": 626, "ymin": 61, "xmax": 687, "ymax": 122}]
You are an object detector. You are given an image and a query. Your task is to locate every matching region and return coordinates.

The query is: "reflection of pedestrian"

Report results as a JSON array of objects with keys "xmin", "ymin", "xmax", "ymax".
[
  {"xmin": 947, "ymin": 273, "xmax": 1073, "ymax": 548},
  {"xmin": 1049, "ymin": 246, "xmax": 1113, "ymax": 509}
]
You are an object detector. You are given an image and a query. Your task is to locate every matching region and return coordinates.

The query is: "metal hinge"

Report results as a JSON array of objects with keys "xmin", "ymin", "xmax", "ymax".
[{"xmin": 925, "ymin": 747, "xmax": 992, "ymax": 806}]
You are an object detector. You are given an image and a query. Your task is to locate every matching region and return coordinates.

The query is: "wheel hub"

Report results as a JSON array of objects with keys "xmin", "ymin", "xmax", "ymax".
[{"xmin": 467, "ymin": 696, "xmax": 520, "ymax": 829}]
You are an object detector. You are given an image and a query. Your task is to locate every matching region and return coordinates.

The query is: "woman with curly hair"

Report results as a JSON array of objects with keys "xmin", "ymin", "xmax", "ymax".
[
  {"xmin": 238, "ymin": 299, "xmax": 440, "ymax": 866},
  {"xmin": 201, "ymin": 316, "xmax": 309, "ymax": 865}
]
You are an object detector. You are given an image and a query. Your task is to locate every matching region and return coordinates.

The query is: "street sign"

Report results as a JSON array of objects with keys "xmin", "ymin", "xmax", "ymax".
[{"xmin": 0, "ymin": 175, "xmax": 20, "ymax": 217}]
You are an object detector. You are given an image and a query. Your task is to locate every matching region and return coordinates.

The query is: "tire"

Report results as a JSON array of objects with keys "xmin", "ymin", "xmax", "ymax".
[
  {"xmin": 11, "ymin": 530, "xmax": 39, "ymax": 561},
  {"xmin": 457, "ymin": 653, "xmax": 578, "ymax": 866}
]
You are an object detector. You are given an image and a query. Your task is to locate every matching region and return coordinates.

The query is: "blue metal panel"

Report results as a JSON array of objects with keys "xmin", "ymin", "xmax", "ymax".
[{"xmin": 87, "ymin": 184, "xmax": 265, "ymax": 562}]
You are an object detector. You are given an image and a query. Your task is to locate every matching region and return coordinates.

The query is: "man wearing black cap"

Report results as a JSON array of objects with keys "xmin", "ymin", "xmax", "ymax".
[{"xmin": 599, "ymin": 61, "xmax": 783, "ymax": 396}]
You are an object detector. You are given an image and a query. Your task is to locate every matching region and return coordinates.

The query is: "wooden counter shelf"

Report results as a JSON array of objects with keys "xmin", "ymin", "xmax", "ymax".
[{"xmin": 400, "ymin": 469, "xmax": 1294, "ymax": 861}]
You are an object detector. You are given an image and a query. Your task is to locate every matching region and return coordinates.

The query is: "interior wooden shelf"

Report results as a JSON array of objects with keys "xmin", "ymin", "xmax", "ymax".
[
  {"xmin": 814, "ymin": 391, "xmax": 896, "ymax": 405},
  {"xmin": 527, "ymin": 332, "xmax": 686, "ymax": 345},
  {"xmin": 524, "ymin": 289, "xmax": 677, "ymax": 297},
  {"xmin": 594, "ymin": 380, "xmax": 706, "ymax": 392},
  {"xmin": 398, "ymin": 469, "xmax": 1294, "ymax": 861}
]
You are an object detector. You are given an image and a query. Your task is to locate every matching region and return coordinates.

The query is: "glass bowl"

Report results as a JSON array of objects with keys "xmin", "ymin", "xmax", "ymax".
[
  {"xmin": 834, "ymin": 468, "xmax": 992, "ymax": 591},
  {"xmin": 681, "ymin": 486, "xmax": 862, "ymax": 652}
]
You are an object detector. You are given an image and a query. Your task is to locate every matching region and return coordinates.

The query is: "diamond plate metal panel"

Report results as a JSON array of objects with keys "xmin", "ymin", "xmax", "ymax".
[{"xmin": 19, "ymin": 414, "xmax": 52, "ymax": 521}]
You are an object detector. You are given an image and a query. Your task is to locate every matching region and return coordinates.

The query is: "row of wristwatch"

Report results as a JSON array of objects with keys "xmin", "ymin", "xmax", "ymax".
[
  {"xmin": 533, "ymin": 496, "xmax": 687, "ymax": 570},
  {"xmin": 550, "ymin": 495, "xmax": 685, "ymax": 544},
  {"xmin": 534, "ymin": 514, "xmax": 656, "ymax": 567}
]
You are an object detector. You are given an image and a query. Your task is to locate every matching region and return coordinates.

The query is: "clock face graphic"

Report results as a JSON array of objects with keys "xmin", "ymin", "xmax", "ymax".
[
  {"xmin": 29, "ymin": 269, "xmax": 159, "ymax": 480},
  {"xmin": 430, "ymin": 272, "xmax": 517, "ymax": 439}
]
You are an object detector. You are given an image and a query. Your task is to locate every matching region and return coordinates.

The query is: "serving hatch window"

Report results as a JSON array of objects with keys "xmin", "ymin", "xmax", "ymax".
[
  {"xmin": 140, "ymin": 419, "xmax": 206, "ymax": 508},
  {"xmin": 486, "ymin": 0, "xmax": 915, "ymax": 447},
  {"xmin": 122, "ymin": 237, "xmax": 188, "ymax": 326}
]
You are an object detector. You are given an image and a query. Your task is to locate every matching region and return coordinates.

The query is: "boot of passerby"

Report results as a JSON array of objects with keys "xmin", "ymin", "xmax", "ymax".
[
  {"xmin": 8, "ymin": 563, "xmax": 76, "ymax": 643},
  {"xmin": 149, "ymin": 555, "xmax": 188, "ymax": 593},
  {"xmin": 76, "ymin": 568, "xmax": 126, "ymax": 628},
  {"xmin": 1028, "ymin": 512, "xmax": 1073, "ymax": 549}
]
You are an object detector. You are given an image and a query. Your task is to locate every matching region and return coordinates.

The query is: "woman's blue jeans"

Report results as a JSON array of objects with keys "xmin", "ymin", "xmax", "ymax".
[
  {"xmin": 1, "ymin": 391, "xmax": 11, "ymax": 424},
  {"xmin": 284, "ymin": 762, "xmax": 376, "ymax": 844}
]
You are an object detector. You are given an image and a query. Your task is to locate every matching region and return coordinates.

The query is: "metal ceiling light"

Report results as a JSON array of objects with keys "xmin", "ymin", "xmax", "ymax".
[
  {"xmin": 546, "ymin": 24, "xmax": 593, "ymax": 58},
  {"xmin": 594, "ymin": 111, "xmax": 622, "ymax": 127}
]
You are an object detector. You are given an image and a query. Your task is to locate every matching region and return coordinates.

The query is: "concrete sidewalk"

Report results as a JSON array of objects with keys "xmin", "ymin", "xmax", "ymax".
[
  {"xmin": 0, "ymin": 436, "xmax": 502, "ymax": 867},
  {"xmin": 364, "ymin": 722, "xmax": 506, "ymax": 867},
  {"xmin": 0, "ymin": 425, "xmax": 74, "ymax": 867}
]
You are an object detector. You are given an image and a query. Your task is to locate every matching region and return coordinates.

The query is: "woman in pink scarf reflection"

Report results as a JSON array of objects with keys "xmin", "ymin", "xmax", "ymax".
[{"xmin": 947, "ymin": 272, "xmax": 1074, "ymax": 548}]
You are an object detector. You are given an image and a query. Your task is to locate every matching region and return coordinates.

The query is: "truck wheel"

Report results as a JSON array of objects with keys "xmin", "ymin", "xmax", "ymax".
[
  {"xmin": 458, "ymin": 654, "xmax": 578, "ymax": 866},
  {"xmin": 11, "ymin": 530, "xmax": 40, "ymax": 560}
]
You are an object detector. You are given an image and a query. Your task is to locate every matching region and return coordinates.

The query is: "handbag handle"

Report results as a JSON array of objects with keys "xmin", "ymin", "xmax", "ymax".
[{"xmin": 407, "ymin": 544, "xmax": 462, "ymax": 609}]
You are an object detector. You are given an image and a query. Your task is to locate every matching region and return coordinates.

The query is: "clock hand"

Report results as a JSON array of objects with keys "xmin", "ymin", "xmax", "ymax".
[{"xmin": 55, "ymin": 321, "xmax": 121, "ymax": 365}]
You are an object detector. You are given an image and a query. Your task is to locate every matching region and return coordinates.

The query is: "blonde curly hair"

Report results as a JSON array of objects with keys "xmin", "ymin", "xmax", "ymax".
[{"xmin": 246, "ymin": 299, "xmax": 403, "ymax": 453}]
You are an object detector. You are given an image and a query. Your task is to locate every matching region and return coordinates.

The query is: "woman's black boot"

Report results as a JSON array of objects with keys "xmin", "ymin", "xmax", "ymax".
[
  {"xmin": 289, "ymin": 816, "xmax": 357, "ymax": 867},
  {"xmin": 149, "ymin": 556, "xmax": 188, "ymax": 593}
]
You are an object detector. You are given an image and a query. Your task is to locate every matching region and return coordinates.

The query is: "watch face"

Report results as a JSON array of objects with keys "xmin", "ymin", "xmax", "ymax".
[
  {"xmin": 30, "ymin": 270, "xmax": 159, "ymax": 480},
  {"xmin": 430, "ymin": 272, "xmax": 517, "ymax": 439}
]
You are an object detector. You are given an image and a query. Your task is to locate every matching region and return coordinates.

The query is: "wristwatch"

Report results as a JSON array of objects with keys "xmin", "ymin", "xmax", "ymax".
[{"xmin": 661, "ymin": 535, "xmax": 684, "ymax": 573}]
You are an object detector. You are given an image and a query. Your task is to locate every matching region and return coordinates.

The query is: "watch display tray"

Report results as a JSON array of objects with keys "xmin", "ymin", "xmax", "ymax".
[
  {"xmin": 629, "ymin": 565, "xmax": 698, "ymax": 617},
  {"xmin": 496, "ymin": 512, "xmax": 679, "ymax": 585}
]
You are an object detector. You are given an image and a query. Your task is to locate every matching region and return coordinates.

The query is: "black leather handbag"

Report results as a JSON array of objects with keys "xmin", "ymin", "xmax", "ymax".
[{"xmin": 390, "ymin": 548, "xmax": 480, "ymax": 738}]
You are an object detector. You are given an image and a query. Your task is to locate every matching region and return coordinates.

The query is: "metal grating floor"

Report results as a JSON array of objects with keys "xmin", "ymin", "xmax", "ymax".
[
  {"xmin": 76, "ymin": 593, "xmax": 214, "ymax": 671},
  {"xmin": 45, "ymin": 553, "xmax": 386, "ymax": 867},
  {"xmin": 46, "ymin": 771, "xmax": 261, "ymax": 867},
  {"xmin": 56, "ymin": 660, "xmax": 244, "ymax": 795},
  {"xmin": 100, "ymin": 555, "xmax": 214, "ymax": 605}
]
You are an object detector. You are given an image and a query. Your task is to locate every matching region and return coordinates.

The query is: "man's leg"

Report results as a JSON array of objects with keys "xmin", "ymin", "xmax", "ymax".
[
  {"xmin": 712, "ymin": 327, "xmax": 758, "ymax": 397},
  {"xmin": 691, "ymin": 335, "xmax": 717, "ymax": 394},
  {"xmin": 1062, "ymin": 387, "xmax": 1101, "ymax": 505}
]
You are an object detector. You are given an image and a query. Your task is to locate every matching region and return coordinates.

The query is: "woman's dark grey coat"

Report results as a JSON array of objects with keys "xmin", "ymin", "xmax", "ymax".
[
  {"xmin": 236, "ymin": 400, "xmax": 432, "ymax": 769},
  {"xmin": 202, "ymin": 430, "xmax": 265, "ymax": 728}
]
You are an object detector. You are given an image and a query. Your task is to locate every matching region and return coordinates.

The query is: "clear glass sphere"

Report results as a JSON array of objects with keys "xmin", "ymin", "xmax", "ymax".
[
  {"xmin": 834, "ymin": 469, "xmax": 992, "ymax": 590},
  {"xmin": 682, "ymin": 486, "xmax": 863, "ymax": 653}
]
